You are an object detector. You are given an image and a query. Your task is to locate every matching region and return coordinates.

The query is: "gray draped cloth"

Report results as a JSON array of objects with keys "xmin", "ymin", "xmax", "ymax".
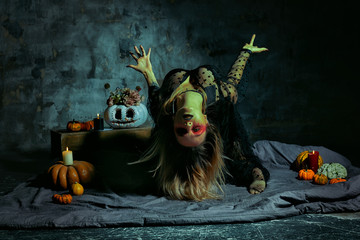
[{"xmin": 1, "ymin": 140, "xmax": 360, "ymax": 228}]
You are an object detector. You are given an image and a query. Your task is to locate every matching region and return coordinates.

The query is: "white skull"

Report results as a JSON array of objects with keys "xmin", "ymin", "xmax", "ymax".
[{"xmin": 104, "ymin": 103, "xmax": 148, "ymax": 128}]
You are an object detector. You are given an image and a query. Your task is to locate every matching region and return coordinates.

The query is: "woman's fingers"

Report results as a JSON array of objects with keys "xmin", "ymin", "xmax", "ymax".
[
  {"xmin": 134, "ymin": 45, "xmax": 150, "ymax": 57},
  {"xmin": 129, "ymin": 51, "xmax": 138, "ymax": 60},
  {"xmin": 127, "ymin": 64, "xmax": 139, "ymax": 71},
  {"xmin": 257, "ymin": 47, "xmax": 268, "ymax": 52},
  {"xmin": 134, "ymin": 46, "xmax": 141, "ymax": 55},
  {"xmin": 250, "ymin": 34, "xmax": 256, "ymax": 46},
  {"xmin": 140, "ymin": 45, "xmax": 146, "ymax": 56}
]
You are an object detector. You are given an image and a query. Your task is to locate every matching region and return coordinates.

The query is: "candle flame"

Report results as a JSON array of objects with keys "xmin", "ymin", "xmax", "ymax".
[
  {"xmin": 66, "ymin": 147, "xmax": 69, "ymax": 151},
  {"xmin": 312, "ymin": 150, "xmax": 315, "ymax": 154},
  {"xmin": 97, "ymin": 113, "xmax": 100, "ymax": 119}
]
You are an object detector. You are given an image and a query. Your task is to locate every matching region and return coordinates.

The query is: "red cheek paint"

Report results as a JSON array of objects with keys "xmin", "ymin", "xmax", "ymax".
[{"xmin": 192, "ymin": 125, "xmax": 206, "ymax": 135}]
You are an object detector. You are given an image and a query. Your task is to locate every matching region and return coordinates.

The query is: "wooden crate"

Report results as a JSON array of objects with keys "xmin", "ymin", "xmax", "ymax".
[
  {"xmin": 51, "ymin": 126, "xmax": 156, "ymax": 193},
  {"xmin": 50, "ymin": 127, "xmax": 152, "ymax": 158}
]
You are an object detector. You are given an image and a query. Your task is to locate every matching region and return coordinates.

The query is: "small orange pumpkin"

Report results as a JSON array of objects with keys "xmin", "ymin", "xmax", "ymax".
[
  {"xmin": 313, "ymin": 174, "xmax": 328, "ymax": 185},
  {"xmin": 82, "ymin": 120, "xmax": 94, "ymax": 131},
  {"xmin": 298, "ymin": 169, "xmax": 315, "ymax": 180},
  {"xmin": 67, "ymin": 120, "xmax": 82, "ymax": 131},
  {"xmin": 329, "ymin": 178, "xmax": 347, "ymax": 184},
  {"xmin": 67, "ymin": 120, "xmax": 94, "ymax": 131},
  {"xmin": 71, "ymin": 182, "xmax": 84, "ymax": 196},
  {"xmin": 47, "ymin": 160, "xmax": 95, "ymax": 189},
  {"xmin": 52, "ymin": 193, "xmax": 72, "ymax": 204}
]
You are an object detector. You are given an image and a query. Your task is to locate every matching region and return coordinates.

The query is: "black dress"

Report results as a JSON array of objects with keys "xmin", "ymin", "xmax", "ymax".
[{"xmin": 147, "ymin": 49, "xmax": 270, "ymax": 187}]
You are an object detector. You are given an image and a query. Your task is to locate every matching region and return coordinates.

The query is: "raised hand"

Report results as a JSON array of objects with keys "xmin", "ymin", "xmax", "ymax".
[
  {"xmin": 127, "ymin": 45, "xmax": 153, "ymax": 74},
  {"xmin": 127, "ymin": 45, "xmax": 158, "ymax": 87},
  {"xmin": 243, "ymin": 34, "xmax": 268, "ymax": 53}
]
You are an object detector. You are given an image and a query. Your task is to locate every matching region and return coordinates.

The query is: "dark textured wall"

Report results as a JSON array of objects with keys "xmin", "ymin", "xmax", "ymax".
[{"xmin": 1, "ymin": 0, "xmax": 359, "ymax": 165}]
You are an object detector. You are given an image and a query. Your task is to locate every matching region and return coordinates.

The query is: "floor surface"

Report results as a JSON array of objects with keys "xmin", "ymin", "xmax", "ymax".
[{"xmin": 0, "ymin": 150, "xmax": 360, "ymax": 239}]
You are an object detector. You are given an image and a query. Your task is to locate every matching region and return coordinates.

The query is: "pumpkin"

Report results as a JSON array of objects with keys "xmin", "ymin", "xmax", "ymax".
[
  {"xmin": 67, "ymin": 120, "xmax": 82, "ymax": 131},
  {"xmin": 298, "ymin": 169, "xmax": 315, "ymax": 180},
  {"xmin": 317, "ymin": 163, "xmax": 347, "ymax": 179},
  {"xmin": 71, "ymin": 182, "xmax": 84, "ymax": 196},
  {"xmin": 313, "ymin": 174, "xmax": 328, "ymax": 185},
  {"xmin": 104, "ymin": 103, "xmax": 148, "ymax": 128},
  {"xmin": 329, "ymin": 178, "xmax": 347, "ymax": 184},
  {"xmin": 48, "ymin": 160, "xmax": 95, "ymax": 189},
  {"xmin": 52, "ymin": 193, "xmax": 72, "ymax": 204},
  {"xmin": 67, "ymin": 120, "xmax": 94, "ymax": 131},
  {"xmin": 294, "ymin": 151, "xmax": 323, "ymax": 171},
  {"xmin": 81, "ymin": 120, "xmax": 94, "ymax": 131}
]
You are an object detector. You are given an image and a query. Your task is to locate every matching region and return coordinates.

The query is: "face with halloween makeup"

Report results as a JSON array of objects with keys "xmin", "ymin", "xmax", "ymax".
[{"xmin": 173, "ymin": 90, "xmax": 209, "ymax": 147}]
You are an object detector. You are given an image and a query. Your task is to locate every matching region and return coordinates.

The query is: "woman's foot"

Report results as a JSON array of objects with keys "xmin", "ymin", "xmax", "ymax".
[{"xmin": 249, "ymin": 167, "xmax": 266, "ymax": 194}]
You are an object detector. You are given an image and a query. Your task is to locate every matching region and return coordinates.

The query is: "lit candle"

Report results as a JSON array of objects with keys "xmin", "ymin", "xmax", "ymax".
[
  {"xmin": 94, "ymin": 113, "xmax": 104, "ymax": 130},
  {"xmin": 308, "ymin": 150, "xmax": 319, "ymax": 173},
  {"xmin": 62, "ymin": 147, "xmax": 73, "ymax": 165}
]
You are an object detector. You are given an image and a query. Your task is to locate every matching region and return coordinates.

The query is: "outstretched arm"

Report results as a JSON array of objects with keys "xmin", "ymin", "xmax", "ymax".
[
  {"xmin": 227, "ymin": 34, "xmax": 268, "ymax": 85},
  {"xmin": 127, "ymin": 45, "xmax": 159, "ymax": 88},
  {"xmin": 220, "ymin": 34, "xmax": 268, "ymax": 103}
]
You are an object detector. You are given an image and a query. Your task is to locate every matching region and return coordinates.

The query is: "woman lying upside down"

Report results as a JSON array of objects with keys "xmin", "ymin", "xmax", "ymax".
[{"xmin": 127, "ymin": 34, "xmax": 270, "ymax": 201}]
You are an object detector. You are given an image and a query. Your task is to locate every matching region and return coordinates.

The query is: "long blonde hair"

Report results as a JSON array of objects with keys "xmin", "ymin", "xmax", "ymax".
[{"xmin": 138, "ymin": 85, "xmax": 226, "ymax": 201}]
